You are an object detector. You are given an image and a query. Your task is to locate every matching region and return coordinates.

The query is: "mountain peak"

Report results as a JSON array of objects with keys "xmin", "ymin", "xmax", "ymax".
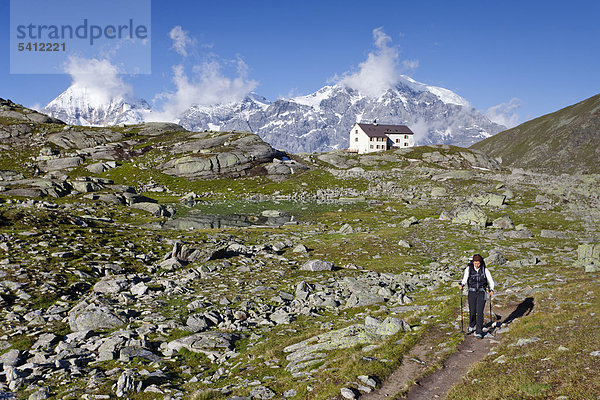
[{"xmin": 43, "ymin": 85, "xmax": 150, "ymax": 126}]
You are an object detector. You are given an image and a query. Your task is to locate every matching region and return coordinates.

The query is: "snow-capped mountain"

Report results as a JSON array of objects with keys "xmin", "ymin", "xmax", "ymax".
[
  {"xmin": 42, "ymin": 85, "xmax": 150, "ymax": 126},
  {"xmin": 177, "ymin": 76, "xmax": 505, "ymax": 153},
  {"xmin": 42, "ymin": 75, "xmax": 504, "ymax": 153}
]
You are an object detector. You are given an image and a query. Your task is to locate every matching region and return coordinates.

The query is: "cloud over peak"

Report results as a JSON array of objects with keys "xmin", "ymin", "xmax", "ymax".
[
  {"xmin": 169, "ymin": 25, "xmax": 196, "ymax": 57},
  {"xmin": 486, "ymin": 98, "xmax": 522, "ymax": 128},
  {"xmin": 338, "ymin": 28, "xmax": 416, "ymax": 97},
  {"xmin": 64, "ymin": 56, "xmax": 133, "ymax": 107}
]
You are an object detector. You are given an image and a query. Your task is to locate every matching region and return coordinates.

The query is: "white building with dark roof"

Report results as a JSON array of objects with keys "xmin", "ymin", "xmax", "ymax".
[{"xmin": 348, "ymin": 122, "xmax": 415, "ymax": 154}]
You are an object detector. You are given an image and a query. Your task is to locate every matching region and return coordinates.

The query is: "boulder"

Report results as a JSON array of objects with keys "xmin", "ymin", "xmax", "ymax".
[
  {"xmin": 68, "ymin": 302, "xmax": 125, "ymax": 332},
  {"xmin": 446, "ymin": 203, "xmax": 487, "ymax": 227},
  {"xmin": 431, "ymin": 187, "xmax": 448, "ymax": 197},
  {"xmin": 250, "ymin": 386, "xmax": 276, "ymax": 400},
  {"xmin": 131, "ymin": 202, "xmax": 174, "ymax": 218},
  {"xmin": 486, "ymin": 249, "xmax": 508, "ymax": 266},
  {"xmin": 37, "ymin": 156, "xmax": 84, "ymax": 171},
  {"xmin": 300, "ymin": 259, "xmax": 334, "ymax": 271},
  {"xmin": 469, "ymin": 193, "xmax": 506, "ymax": 207},
  {"xmin": 93, "ymin": 276, "xmax": 130, "ymax": 294},
  {"xmin": 540, "ymin": 230, "xmax": 568, "ymax": 239},
  {"xmin": 166, "ymin": 332, "xmax": 238, "ymax": 354},
  {"xmin": 400, "ymin": 216, "xmax": 419, "ymax": 228},
  {"xmin": 493, "ymin": 214, "xmax": 515, "ymax": 229}
]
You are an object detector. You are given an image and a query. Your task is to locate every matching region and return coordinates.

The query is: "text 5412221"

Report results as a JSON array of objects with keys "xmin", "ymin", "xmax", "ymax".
[{"xmin": 18, "ymin": 42, "xmax": 66, "ymax": 52}]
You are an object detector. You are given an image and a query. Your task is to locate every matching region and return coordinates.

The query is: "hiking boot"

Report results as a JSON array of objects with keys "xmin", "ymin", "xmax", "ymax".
[
  {"xmin": 474, "ymin": 333, "xmax": 483, "ymax": 338},
  {"xmin": 468, "ymin": 326, "xmax": 475, "ymax": 333}
]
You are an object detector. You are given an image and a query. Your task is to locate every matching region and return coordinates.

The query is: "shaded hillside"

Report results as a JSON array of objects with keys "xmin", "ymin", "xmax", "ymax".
[{"xmin": 471, "ymin": 94, "xmax": 600, "ymax": 174}]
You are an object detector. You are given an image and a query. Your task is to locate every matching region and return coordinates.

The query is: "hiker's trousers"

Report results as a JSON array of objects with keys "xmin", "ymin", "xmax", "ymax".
[{"xmin": 468, "ymin": 290, "xmax": 486, "ymax": 334}]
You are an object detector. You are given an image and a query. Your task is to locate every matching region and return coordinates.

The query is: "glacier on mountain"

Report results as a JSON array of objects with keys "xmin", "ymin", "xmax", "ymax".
[{"xmin": 43, "ymin": 75, "xmax": 505, "ymax": 153}]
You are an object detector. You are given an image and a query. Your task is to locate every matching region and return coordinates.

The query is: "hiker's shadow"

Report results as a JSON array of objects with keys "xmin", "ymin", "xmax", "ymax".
[{"xmin": 487, "ymin": 297, "xmax": 534, "ymax": 332}]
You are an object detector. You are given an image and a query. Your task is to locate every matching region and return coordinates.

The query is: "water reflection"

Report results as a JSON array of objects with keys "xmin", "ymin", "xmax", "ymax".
[{"xmin": 161, "ymin": 213, "xmax": 293, "ymax": 230}]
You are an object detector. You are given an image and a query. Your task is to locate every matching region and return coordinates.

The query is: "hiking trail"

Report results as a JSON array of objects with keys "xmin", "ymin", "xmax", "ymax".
[{"xmin": 362, "ymin": 300, "xmax": 533, "ymax": 400}]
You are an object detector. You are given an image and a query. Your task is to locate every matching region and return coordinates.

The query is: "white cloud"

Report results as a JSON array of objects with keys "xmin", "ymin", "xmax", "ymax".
[
  {"xmin": 64, "ymin": 56, "xmax": 133, "ymax": 107},
  {"xmin": 169, "ymin": 25, "xmax": 196, "ymax": 57},
  {"xmin": 402, "ymin": 59, "xmax": 419, "ymax": 72},
  {"xmin": 147, "ymin": 58, "xmax": 258, "ymax": 122},
  {"xmin": 485, "ymin": 98, "xmax": 522, "ymax": 128},
  {"xmin": 338, "ymin": 28, "xmax": 417, "ymax": 97}
]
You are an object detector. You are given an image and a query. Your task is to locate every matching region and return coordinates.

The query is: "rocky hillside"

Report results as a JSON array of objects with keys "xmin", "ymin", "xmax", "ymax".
[
  {"xmin": 1, "ymin": 99, "xmax": 599, "ymax": 400},
  {"xmin": 471, "ymin": 93, "xmax": 600, "ymax": 174}
]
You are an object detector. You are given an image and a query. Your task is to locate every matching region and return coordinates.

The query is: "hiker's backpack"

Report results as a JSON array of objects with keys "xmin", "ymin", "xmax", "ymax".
[{"xmin": 467, "ymin": 262, "xmax": 488, "ymax": 291}]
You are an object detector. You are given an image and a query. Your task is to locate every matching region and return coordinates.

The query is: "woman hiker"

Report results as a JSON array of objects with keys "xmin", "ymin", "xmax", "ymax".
[{"xmin": 459, "ymin": 254, "xmax": 495, "ymax": 338}]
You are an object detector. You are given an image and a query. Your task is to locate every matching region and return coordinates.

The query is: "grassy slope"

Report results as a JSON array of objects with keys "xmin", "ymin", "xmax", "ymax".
[{"xmin": 471, "ymin": 93, "xmax": 600, "ymax": 174}]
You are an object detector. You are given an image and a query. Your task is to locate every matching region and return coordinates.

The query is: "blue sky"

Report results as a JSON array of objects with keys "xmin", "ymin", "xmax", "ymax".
[{"xmin": 1, "ymin": 0, "xmax": 599, "ymax": 126}]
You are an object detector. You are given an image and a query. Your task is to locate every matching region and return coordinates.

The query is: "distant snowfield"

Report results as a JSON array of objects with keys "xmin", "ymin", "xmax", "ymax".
[{"xmin": 43, "ymin": 79, "xmax": 503, "ymax": 153}]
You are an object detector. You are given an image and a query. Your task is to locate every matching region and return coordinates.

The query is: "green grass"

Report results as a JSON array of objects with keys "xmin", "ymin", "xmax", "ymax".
[{"xmin": 447, "ymin": 269, "xmax": 600, "ymax": 400}]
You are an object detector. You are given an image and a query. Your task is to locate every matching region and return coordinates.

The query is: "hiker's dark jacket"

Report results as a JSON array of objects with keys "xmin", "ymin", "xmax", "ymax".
[{"xmin": 461, "ymin": 261, "xmax": 495, "ymax": 291}]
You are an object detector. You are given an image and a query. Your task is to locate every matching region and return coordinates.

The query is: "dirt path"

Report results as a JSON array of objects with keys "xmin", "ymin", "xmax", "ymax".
[{"xmin": 362, "ymin": 301, "xmax": 530, "ymax": 400}]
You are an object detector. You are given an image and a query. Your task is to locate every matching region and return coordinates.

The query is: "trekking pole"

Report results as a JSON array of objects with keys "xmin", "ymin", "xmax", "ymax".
[
  {"xmin": 489, "ymin": 291, "xmax": 493, "ymax": 327},
  {"xmin": 460, "ymin": 285, "xmax": 464, "ymax": 333}
]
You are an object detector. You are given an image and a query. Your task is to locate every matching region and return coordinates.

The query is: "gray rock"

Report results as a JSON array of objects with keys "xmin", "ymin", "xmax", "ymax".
[
  {"xmin": 338, "ymin": 223, "xmax": 355, "ymax": 234},
  {"xmin": 86, "ymin": 162, "xmax": 115, "ymax": 174},
  {"xmin": 584, "ymin": 264, "xmax": 599, "ymax": 273},
  {"xmin": 283, "ymin": 389, "xmax": 297, "ymax": 398},
  {"xmin": 270, "ymin": 309, "xmax": 294, "ymax": 325},
  {"xmin": 0, "ymin": 349, "xmax": 21, "ymax": 368},
  {"xmin": 68, "ymin": 302, "xmax": 125, "ymax": 332},
  {"xmin": 469, "ymin": 193, "xmax": 505, "ymax": 207},
  {"xmin": 249, "ymin": 386, "xmax": 276, "ymax": 400},
  {"xmin": 0, "ymin": 170, "xmax": 25, "ymax": 181},
  {"xmin": 115, "ymin": 369, "xmax": 141, "ymax": 397},
  {"xmin": 70, "ymin": 180, "xmax": 103, "ymax": 193},
  {"xmin": 431, "ymin": 170, "xmax": 475, "ymax": 181},
  {"xmin": 447, "ymin": 203, "xmax": 487, "ymax": 227},
  {"xmin": 119, "ymin": 346, "xmax": 162, "ymax": 363},
  {"xmin": 486, "ymin": 250, "xmax": 507, "ymax": 266},
  {"xmin": 340, "ymin": 387, "xmax": 357, "ymax": 399},
  {"xmin": 137, "ymin": 122, "xmax": 186, "ymax": 136},
  {"xmin": 93, "ymin": 276, "xmax": 130, "ymax": 294},
  {"xmin": 37, "ymin": 156, "xmax": 84, "ymax": 171},
  {"xmin": 28, "ymin": 388, "xmax": 49, "ymax": 400},
  {"xmin": 186, "ymin": 314, "xmax": 210, "ymax": 332},
  {"xmin": 262, "ymin": 210, "xmax": 283, "ymax": 217},
  {"xmin": 300, "ymin": 259, "xmax": 334, "ymax": 272},
  {"xmin": 358, "ymin": 375, "xmax": 377, "ymax": 388},
  {"xmin": 540, "ymin": 230, "xmax": 568, "ymax": 239},
  {"xmin": 131, "ymin": 202, "xmax": 173, "ymax": 217},
  {"xmin": 317, "ymin": 152, "xmax": 359, "ymax": 169},
  {"xmin": 430, "ymin": 187, "xmax": 447, "ymax": 197},
  {"xmin": 130, "ymin": 282, "xmax": 148, "ymax": 296},
  {"xmin": 400, "ymin": 216, "xmax": 419, "ymax": 228},
  {"xmin": 31, "ymin": 333, "xmax": 57, "ymax": 350},
  {"xmin": 166, "ymin": 332, "xmax": 238, "ymax": 354},
  {"xmin": 492, "ymin": 215, "xmax": 514, "ymax": 229},
  {"xmin": 397, "ymin": 240, "xmax": 411, "ymax": 248},
  {"xmin": 2, "ymin": 188, "xmax": 43, "ymax": 198},
  {"xmin": 292, "ymin": 244, "xmax": 308, "ymax": 254}
]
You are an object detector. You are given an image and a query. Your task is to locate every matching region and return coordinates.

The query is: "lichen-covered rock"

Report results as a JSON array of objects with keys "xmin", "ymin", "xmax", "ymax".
[
  {"xmin": 300, "ymin": 259, "xmax": 334, "ymax": 271},
  {"xmin": 469, "ymin": 192, "xmax": 506, "ymax": 207},
  {"xmin": 445, "ymin": 202, "xmax": 488, "ymax": 227},
  {"xmin": 166, "ymin": 332, "xmax": 238, "ymax": 354},
  {"xmin": 68, "ymin": 301, "xmax": 125, "ymax": 332},
  {"xmin": 37, "ymin": 156, "xmax": 84, "ymax": 171},
  {"xmin": 493, "ymin": 214, "xmax": 515, "ymax": 229}
]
